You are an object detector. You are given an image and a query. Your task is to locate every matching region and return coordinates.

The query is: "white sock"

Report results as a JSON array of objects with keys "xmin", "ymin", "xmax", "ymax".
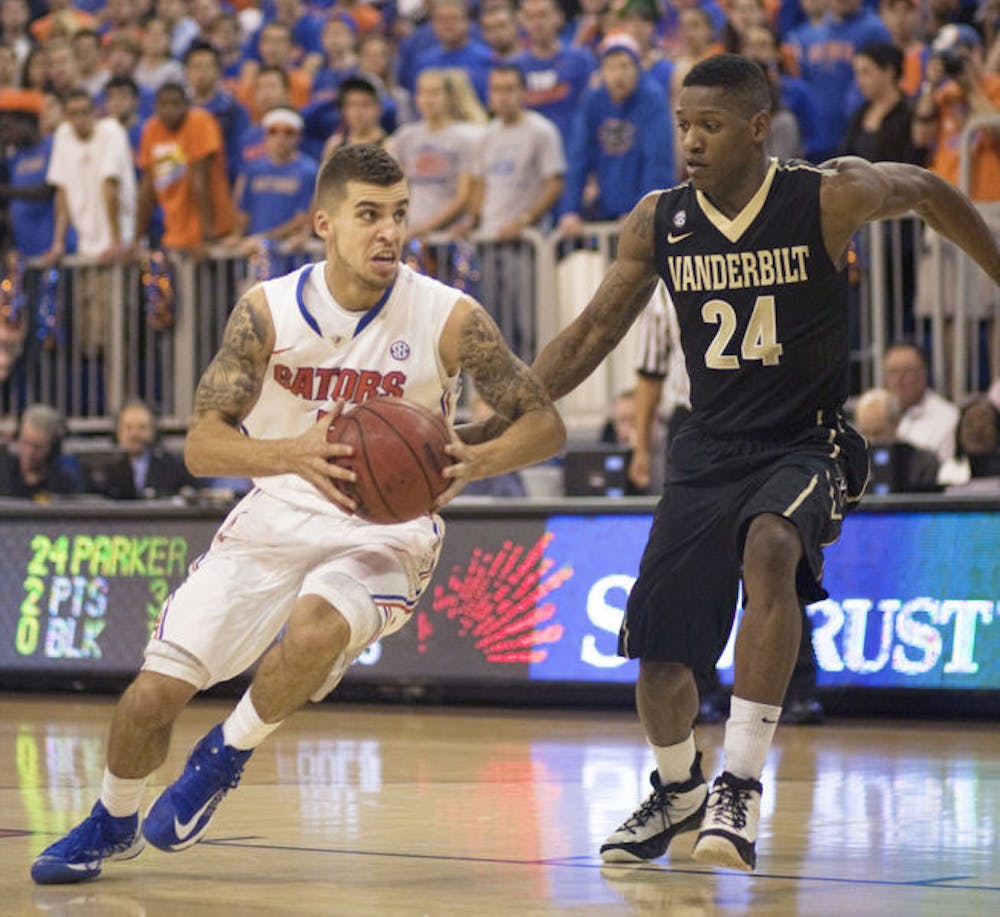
[
  {"xmin": 723, "ymin": 696, "xmax": 782, "ymax": 780},
  {"xmin": 222, "ymin": 690, "xmax": 282, "ymax": 750},
  {"xmin": 100, "ymin": 767, "xmax": 147, "ymax": 818},
  {"xmin": 651, "ymin": 733, "xmax": 697, "ymax": 784}
]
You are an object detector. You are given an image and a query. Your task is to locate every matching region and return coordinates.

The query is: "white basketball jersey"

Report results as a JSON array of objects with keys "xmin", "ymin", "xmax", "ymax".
[{"xmin": 244, "ymin": 261, "xmax": 462, "ymax": 515}]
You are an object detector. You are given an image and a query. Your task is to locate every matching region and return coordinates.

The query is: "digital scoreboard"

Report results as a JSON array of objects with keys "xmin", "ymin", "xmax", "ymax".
[{"xmin": 1, "ymin": 498, "xmax": 997, "ymax": 693}]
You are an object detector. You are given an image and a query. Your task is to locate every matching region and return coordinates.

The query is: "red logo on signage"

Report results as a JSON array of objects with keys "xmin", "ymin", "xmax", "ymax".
[{"xmin": 425, "ymin": 533, "xmax": 572, "ymax": 663}]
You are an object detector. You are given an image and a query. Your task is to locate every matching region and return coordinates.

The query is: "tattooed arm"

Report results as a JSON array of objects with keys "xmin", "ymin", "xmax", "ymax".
[
  {"xmin": 456, "ymin": 193, "xmax": 660, "ymax": 446},
  {"xmin": 437, "ymin": 299, "xmax": 565, "ymax": 502},
  {"xmin": 185, "ymin": 286, "xmax": 356, "ymax": 507},
  {"xmin": 535, "ymin": 192, "xmax": 660, "ymax": 398}
]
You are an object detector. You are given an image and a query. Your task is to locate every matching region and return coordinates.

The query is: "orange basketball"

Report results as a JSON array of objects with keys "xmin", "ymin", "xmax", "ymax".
[{"xmin": 326, "ymin": 397, "xmax": 454, "ymax": 524}]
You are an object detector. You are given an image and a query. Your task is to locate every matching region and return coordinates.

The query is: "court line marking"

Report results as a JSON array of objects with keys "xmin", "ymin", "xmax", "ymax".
[{"xmin": 194, "ymin": 836, "xmax": 1000, "ymax": 893}]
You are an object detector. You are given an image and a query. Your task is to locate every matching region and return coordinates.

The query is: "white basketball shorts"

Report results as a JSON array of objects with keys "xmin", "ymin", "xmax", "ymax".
[{"xmin": 143, "ymin": 488, "xmax": 443, "ymax": 696}]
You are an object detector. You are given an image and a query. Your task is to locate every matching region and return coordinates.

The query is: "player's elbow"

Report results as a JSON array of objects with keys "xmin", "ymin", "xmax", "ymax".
[
  {"xmin": 183, "ymin": 418, "xmax": 219, "ymax": 476},
  {"xmin": 537, "ymin": 406, "xmax": 567, "ymax": 460},
  {"xmin": 183, "ymin": 432, "xmax": 211, "ymax": 477}
]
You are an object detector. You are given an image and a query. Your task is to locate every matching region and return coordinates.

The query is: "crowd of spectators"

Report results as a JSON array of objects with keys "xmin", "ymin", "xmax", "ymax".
[
  {"xmin": 1, "ymin": 0, "xmax": 999, "ymax": 500},
  {"xmin": 0, "ymin": 397, "xmax": 204, "ymax": 500},
  {"xmin": 0, "ymin": 0, "xmax": 993, "ymax": 258}
]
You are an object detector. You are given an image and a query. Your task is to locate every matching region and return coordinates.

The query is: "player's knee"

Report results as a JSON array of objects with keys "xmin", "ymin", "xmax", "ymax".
[
  {"xmin": 285, "ymin": 600, "xmax": 352, "ymax": 664},
  {"xmin": 743, "ymin": 514, "xmax": 801, "ymax": 576},
  {"xmin": 121, "ymin": 671, "xmax": 194, "ymax": 730},
  {"xmin": 639, "ymin": 660, "xmax": 693, "ymax": 698}
]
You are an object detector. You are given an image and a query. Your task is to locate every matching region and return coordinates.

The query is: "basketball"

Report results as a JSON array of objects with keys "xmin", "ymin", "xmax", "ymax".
[{"xmin": 326, "ymin": 397, "xmax": 454, "ymax": 524}]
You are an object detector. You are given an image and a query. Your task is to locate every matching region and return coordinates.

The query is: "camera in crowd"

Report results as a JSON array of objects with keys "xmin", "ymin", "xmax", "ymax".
[
  {"xmin": 936, "ymin": 49, "xmax": 967, "ymax": 78},
  {"xmin": 930, "ymin": 23, "xmax": 983, "ymax": 79}
]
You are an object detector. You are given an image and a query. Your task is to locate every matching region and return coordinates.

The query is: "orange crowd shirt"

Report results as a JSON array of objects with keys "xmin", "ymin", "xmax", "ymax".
[
  {"xmin": 929, "ymin": 73, "xmax": 1000, "ymax": 201},
  {"xmin": 138, "ymin": 107, "xmax": 237, "ymax": 248}
]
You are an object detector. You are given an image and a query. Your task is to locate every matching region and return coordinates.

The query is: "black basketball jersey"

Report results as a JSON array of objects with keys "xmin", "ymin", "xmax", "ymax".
[{"xmin": 653, "ymin": 160, "xmax": 848, "ymax": 437}]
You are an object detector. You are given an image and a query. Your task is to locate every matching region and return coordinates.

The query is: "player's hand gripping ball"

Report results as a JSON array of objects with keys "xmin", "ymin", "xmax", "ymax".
[{"xmin": 326, "ymin": 396, "xmax": 454, "ymax": 523}]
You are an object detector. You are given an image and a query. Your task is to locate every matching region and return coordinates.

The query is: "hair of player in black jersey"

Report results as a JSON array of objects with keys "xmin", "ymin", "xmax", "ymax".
[
  {"xmin": 682, "ymin": 53, "xmax": 772, "ymax": 118},
  {"xmin": 315, "ymin": 144, "xmax": 405, "ymax": 209}
]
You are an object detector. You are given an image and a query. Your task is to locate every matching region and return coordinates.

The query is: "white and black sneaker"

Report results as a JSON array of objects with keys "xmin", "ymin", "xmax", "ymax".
[
  {"xmin": 691, "ymin": 771, "xmax": 762, "ymax": 872},
  {"xmin": 600, "ymin": 752, "xmax": 708, "ymax": 863}
]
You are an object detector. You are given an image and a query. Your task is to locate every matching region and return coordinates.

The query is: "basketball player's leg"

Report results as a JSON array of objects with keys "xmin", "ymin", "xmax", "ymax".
[
  {"xmin": 107, "ymin": 671, "xmax": 201, "ymax": 778},
  {"xmin": 734, "ymin": 513, "xmax": 803, "ymax": 705},
  {"xmin": 601, "ymin": 480, "xmax": 740, "ymax": 864},
  {"xmin": 244, "ymin": 592, "xmax": 353, "ymax": 724},
  {"xmin": 145, "ymin": 531, "xmax": 438, "ymax": 852},
  {"xmin": 694, "ymin": 457, "xmax": 841, "ymax": 872},
  {"xmin": 30, "ymin": 670, "xmax": 199, "ymax": 885}
]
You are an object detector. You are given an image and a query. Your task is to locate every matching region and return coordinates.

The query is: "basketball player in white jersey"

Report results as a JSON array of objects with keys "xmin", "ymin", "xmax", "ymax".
[{"xmin": 31, "ymin": 144, "xmax": 565, "ymax": 885}]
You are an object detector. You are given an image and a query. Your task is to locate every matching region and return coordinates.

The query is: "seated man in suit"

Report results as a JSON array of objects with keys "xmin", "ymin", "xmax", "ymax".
[
  {"xmin": 0, "ymin": 403, "xmax": 84, "ymax": 499},
  {"xmin": 88, "ymin": 399, "xmax": 197, "ymax": 499}
]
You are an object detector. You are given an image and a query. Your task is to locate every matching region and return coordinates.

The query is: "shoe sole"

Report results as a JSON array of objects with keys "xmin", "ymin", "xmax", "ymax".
[
  {"xmin": 691, "ymin": 834, "xmax": 754, "ymax": 872},
  {"xmin": 30, "ymin": 835, "xmax": 145, "ymax": 885},
  {"xmin": 599, "ymin": 800, "xmax": 707, "ymax": 865}
]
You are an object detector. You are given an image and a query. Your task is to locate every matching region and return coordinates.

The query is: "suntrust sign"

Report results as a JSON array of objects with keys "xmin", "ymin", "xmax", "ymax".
[{"xmin": 530, "ymin": 511, "xmax": 1000, "ymax": 689}]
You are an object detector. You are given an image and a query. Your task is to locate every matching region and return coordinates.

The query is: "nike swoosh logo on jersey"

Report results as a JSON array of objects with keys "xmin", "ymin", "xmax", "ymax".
[
  {"xmin": 272, "ymin": 345, "xmax": 295, "ymax": 355},
  {"xmin": 667, "ymin": 232, "xmax": 693, "ymax": 244},
  {"xmin": 173, "ymin": 794, "xmax": 220, "ymax": 843}
]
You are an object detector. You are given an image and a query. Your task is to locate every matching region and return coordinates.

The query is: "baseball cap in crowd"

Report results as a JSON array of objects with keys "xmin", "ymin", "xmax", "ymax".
[
  {"xmin": 931, "ymin": 23, "xmax": 983, "ymax": 55},
  {"xmin": 598, "ymin": 33, "xmax": 643, "ymax": 68},
  {"xmin": 261, "ymin": 106, "xmax": 304, "ymax": 133}
]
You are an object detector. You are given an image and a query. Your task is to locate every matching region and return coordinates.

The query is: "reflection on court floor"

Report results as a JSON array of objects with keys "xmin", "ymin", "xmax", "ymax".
[{"xmin": 3, "ymin": 696, "xmax": 999, "ymax": 916}]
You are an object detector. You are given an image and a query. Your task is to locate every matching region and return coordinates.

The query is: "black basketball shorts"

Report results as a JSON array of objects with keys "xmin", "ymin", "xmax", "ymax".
[{"xmin": 619, "ymin": 420, "xmax": 868, "ymax": 679}]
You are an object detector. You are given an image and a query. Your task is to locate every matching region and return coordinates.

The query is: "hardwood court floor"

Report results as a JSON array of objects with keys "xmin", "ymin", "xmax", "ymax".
[{"xmin": 2, "ymin": 694, "xmax": 998, "ymax": 917}]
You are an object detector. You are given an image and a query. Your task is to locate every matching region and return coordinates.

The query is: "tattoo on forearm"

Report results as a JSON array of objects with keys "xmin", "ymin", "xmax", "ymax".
[
  {"xmin": 460, "ymin": 307, "xmax": 550, "ymax": 420},
  {"xmin": 192, "ymin": 296, "xmax": 270, "ymax": 426},
  {"xmin": 535, "ymin": 265, "xmax": 657, "ymax": 400},
  {"xmin": 532, "ymin": 197, "xmax": 658, "ymax": 399}
]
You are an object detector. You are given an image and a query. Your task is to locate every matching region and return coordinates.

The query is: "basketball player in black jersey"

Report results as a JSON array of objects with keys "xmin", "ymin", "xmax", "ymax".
[{"xmin": 515, "ymin": 55, "xmax": 1000, "ymax": 872}]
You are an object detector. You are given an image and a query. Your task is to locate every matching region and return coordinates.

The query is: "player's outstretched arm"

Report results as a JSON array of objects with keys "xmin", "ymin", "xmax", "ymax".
[
  {"xmin": 437, "ymin": 299, "xmax": 565, "ymax": 501},
  {"xmin": 185, "ymin": 286, "xmax": 357, "ymax": 508},
  {"xmin": 532, "ymin": 192, "xmax": 660, "ymax": 401},
  {"xmin": 454, "ymin": 193, "xmax": 660, "ymax": 447},
  {"xmin": 820, "ymin": 157, "xmax": 1000, "ymax": 285}
]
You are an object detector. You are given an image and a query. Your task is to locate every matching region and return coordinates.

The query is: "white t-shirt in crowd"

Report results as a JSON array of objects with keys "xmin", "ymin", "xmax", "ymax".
[{"xmin": 47, "ymin": 117, "xmax": 136, "ymax": 256}]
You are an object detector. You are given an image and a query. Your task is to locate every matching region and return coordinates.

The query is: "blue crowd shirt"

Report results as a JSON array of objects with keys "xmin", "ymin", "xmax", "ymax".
[
  {"xmin": 8, "ymin": 137, "xmax": 56, "ymax": 257},
  {"xmin": 238, "ymin": 153, "xmax": 318, "ymax": 235},
  {"xmin": 562, "ymin": 76, "xmax": 674, "ymax": 221},
  {"xmin": 511, "ymin": 45, "xmax": 597, "ymax": 149}
]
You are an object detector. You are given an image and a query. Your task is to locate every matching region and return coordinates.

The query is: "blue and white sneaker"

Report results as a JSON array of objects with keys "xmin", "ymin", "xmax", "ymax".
[
  {"xmin": 31, "ymin": 801, "xmax": 144, "ymax": 884},
  {"xmin": 142, "ymin": 724, "xmax": 252, "ymax": 852}
]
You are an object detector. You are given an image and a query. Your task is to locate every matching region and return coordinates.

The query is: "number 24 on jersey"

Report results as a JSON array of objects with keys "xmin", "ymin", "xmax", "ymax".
[{"xmin": 702, "ymin": 295, "xmax": 783, "ymax": 370}]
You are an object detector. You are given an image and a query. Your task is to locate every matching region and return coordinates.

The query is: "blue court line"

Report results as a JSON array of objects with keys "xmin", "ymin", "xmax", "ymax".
[{"xmin": 194, "ymin": 836, "xmax": 1000, "ymax": 893}]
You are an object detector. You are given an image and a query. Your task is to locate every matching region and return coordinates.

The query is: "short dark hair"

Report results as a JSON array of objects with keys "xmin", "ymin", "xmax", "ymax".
[
  {"xmin": 184, "ymin": 40, "xmax": 221, "ymax": 68},
  {"xmin": 63, "ymin": 87, "xmax": 93, "ymax": 107},
  {"xmin": 682, "ymin": 53, "xmax": 772, "ymax": 115},
  {"xmin": 856, "ymin": 41, "xmax": 904, "ymax": 79},
  {"xmin": 489, "ymin": 63, "xmax": 525, "ymax": 87},
  {"xmin": 337, "ymin": 74, "xmax": 380, "ymax": 107},
  {"xmin": 256, "ymin": 65, "xmax": 290, "ymax": 89},
  {"xmin": 315, "ymin": 144, "xmax": 404, "ymax": 207},
  {"xmin": 105, "ymin": 75, "xmax": 139, "ymax": 97}
]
